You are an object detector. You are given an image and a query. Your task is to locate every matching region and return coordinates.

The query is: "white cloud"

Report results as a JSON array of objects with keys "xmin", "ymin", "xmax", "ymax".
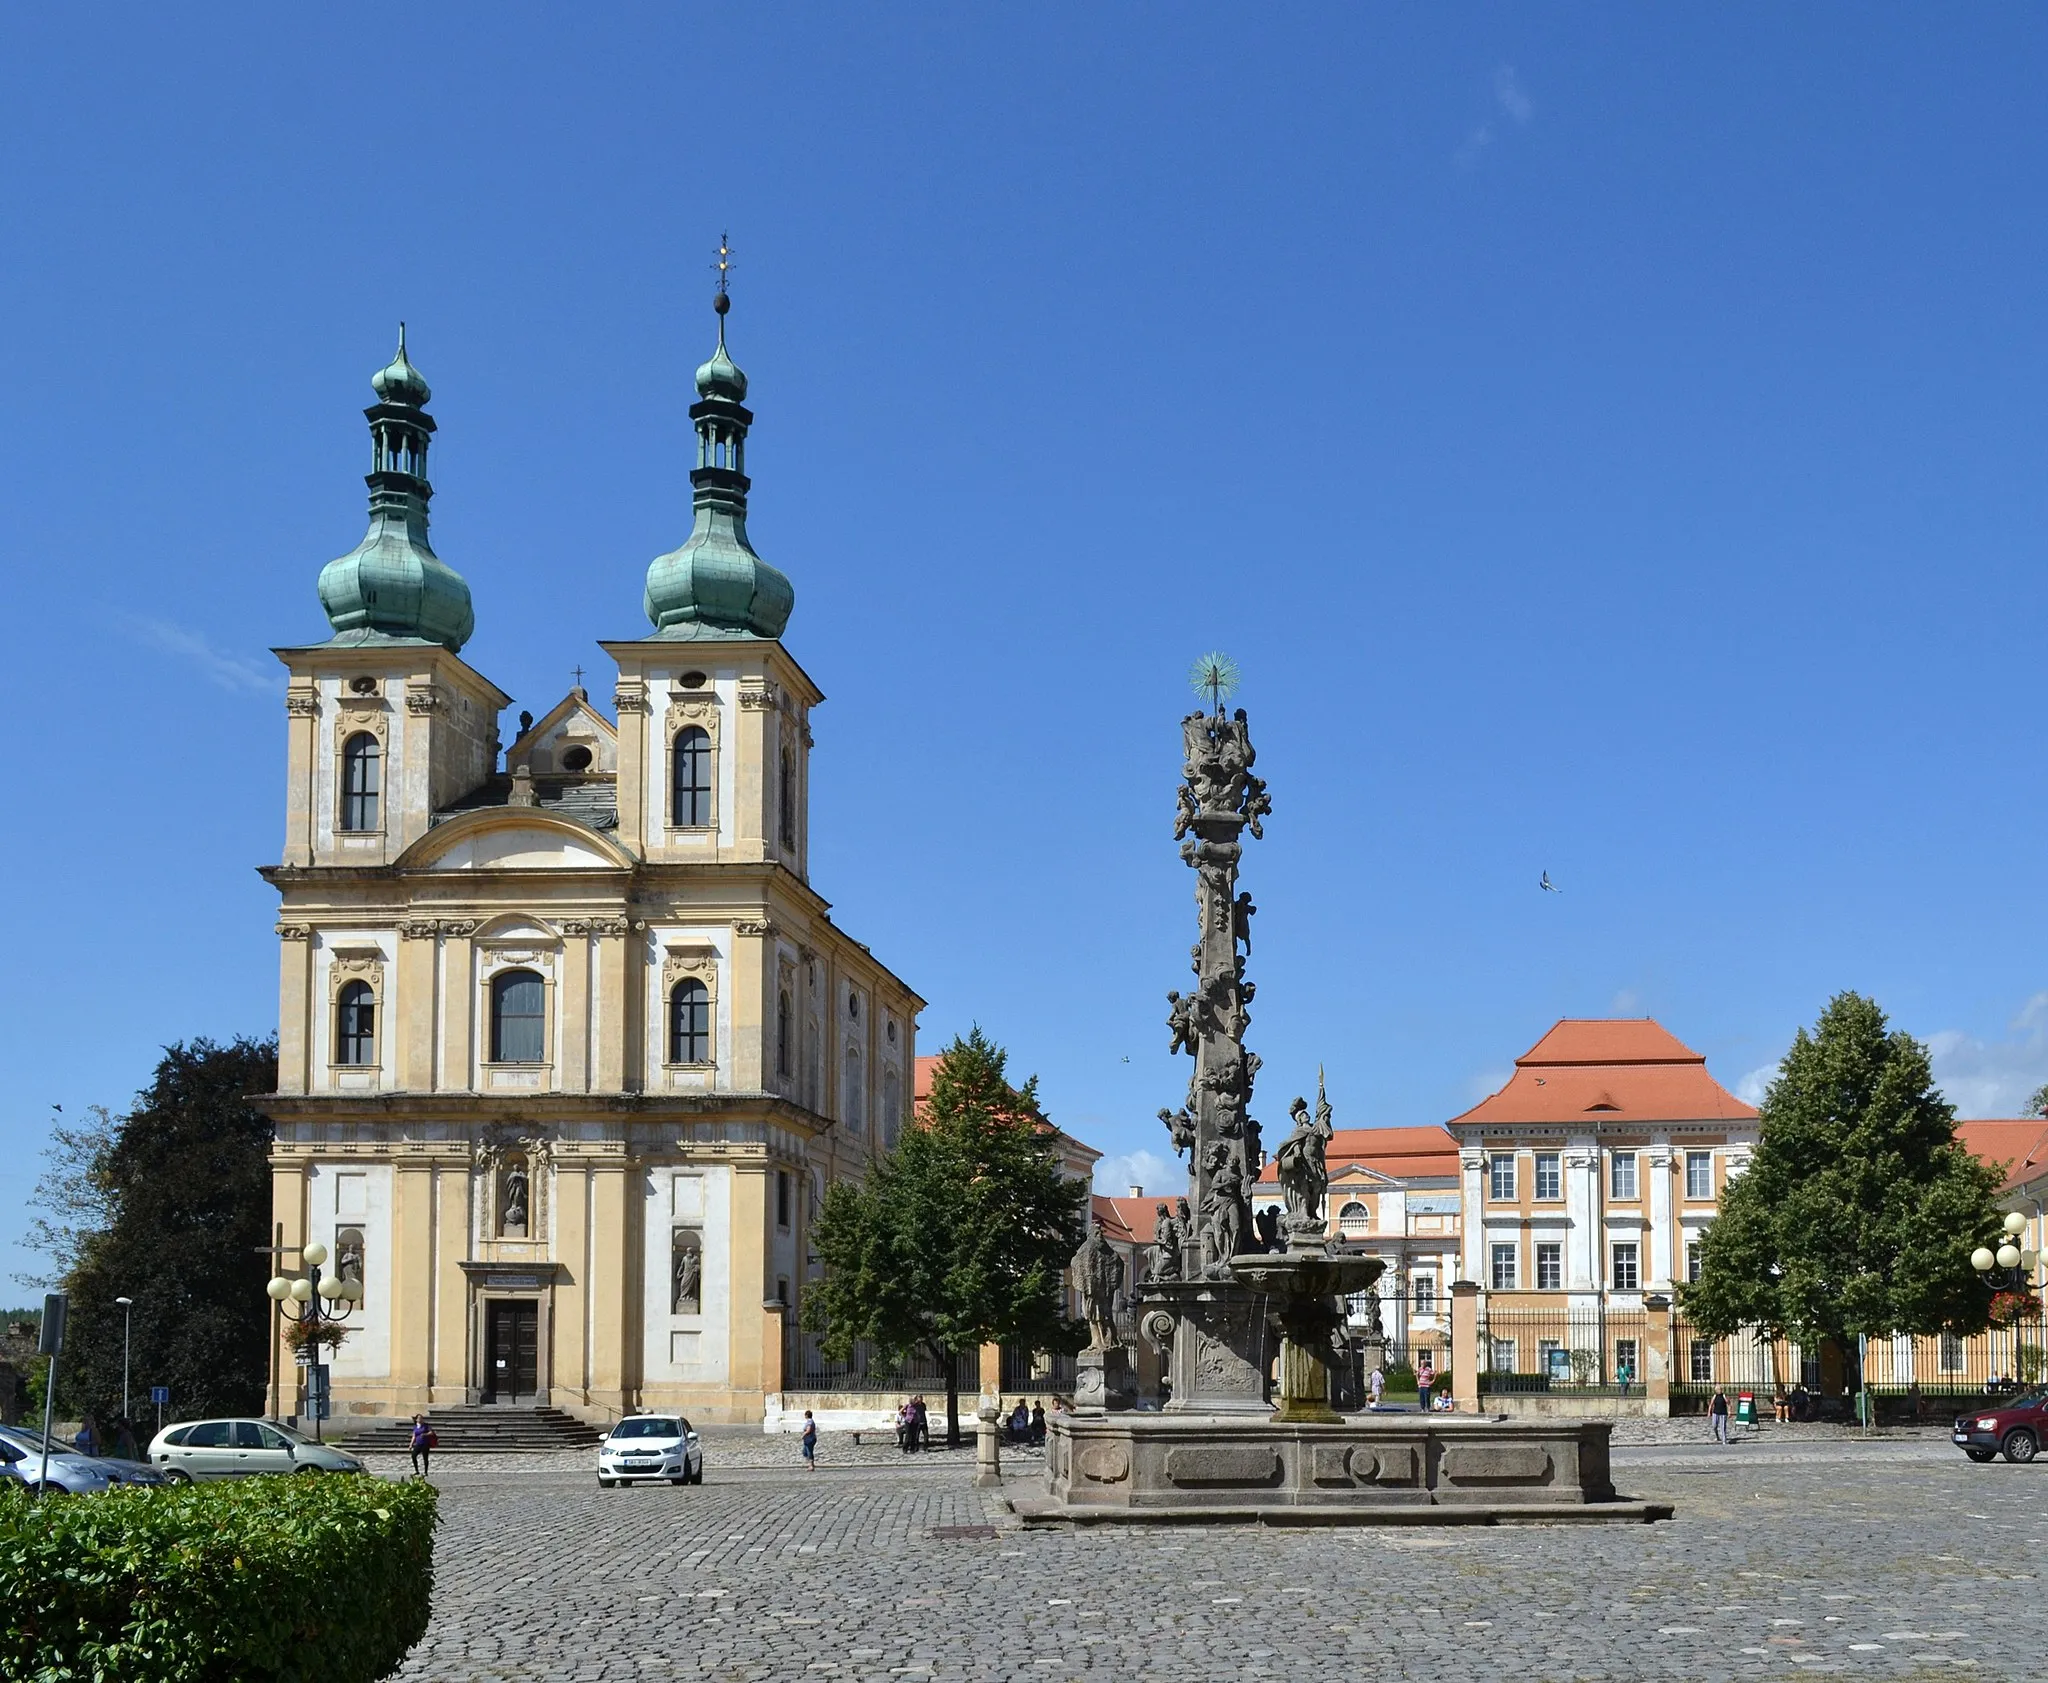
[
  {"xmin": 1929, "ymin": 992, "xmax": 2048, "ymax": 1118},
  {"xmin": 125, "ymin": 616, "xmax": 276, "ymax": 695},
  {"xmin": 1456, "ymin": 66, "xmax": 1534, "ymax": 168},
  {"xmin": 1095, "ymin": 1148, "xmax": 1174, "ymax": 1201},
  {"xmin": 1494, "ymin": 65, "xmax": 1534, "ymax": 124},
  {"xmin": 1466, "ymin": 1066, "xmax": 1514, "ymax": 1103},
  {"xmin": 1735, "ymin": 1063, "xmax": 1779, "ymax": 1107}
]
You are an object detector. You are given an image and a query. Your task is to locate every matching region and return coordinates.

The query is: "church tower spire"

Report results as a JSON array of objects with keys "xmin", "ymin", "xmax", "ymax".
[
  {"xmin": 643, "ymin": 238, "xmax": 795, "ymax": 640},
  {"xmin": 316, "ymin": 326, "xmax": 476, "ymax": 652}
]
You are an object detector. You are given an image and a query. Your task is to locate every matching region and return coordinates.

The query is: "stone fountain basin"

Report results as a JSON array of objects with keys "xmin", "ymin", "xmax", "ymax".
[{"xmin": 1229, "ymin": 1251, "xmax": 1384, "ymax": 1299}]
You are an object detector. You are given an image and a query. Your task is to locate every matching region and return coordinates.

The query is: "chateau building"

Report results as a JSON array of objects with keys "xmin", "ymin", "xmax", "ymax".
[
  {"xmin": 257, "ymin": 303, "xmax": 921, "ymax": 1425},
  {"xmin": 1449, "ymin": 1019, "xmax": 1758, "ymax": 1306}
]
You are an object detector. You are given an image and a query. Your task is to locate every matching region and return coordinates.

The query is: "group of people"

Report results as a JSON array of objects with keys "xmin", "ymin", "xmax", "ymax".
[
  {"xmin": 1002, "ymin": 1398, "xmax": 1049, "ymax": 1446},
  {"xmin": 71, "ymin": 1413, "xmax": 141, "ymax": 1462},
  {"xmin": 893, "ymin": 1395, "xmax": 932, "ymax": 1452},
  {"xmin": 1357, "ymin": 1354, "xmax": 1446, "ymax": 1413}
]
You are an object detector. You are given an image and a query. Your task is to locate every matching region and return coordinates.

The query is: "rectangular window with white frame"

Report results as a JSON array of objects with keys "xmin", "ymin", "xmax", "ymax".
[
  {"xmin": 1685, "ymin": 1150, "xmax": 1713, "ymax": 1200},
  {"xmin": 1413, "ymin": 1271, "xmax": 1437, "ymax": 1314},
  {"xmin": 1686, "ymin": 1240, "xmax": 1702, "ymax": 1282},
  {"xmin": 1490, "ymin": 1242, "xmax": 1518, "ymax": 1290},
  {"xmin": 1534, "ymin": 1151, "xmax": 1561, "ymax": 1200},
  {"xmin": 1610, "ymin": 1240, "xmax": 1640, "ymax": 1291},
  {"xmin": 1489, "ymin": 1153, "xmax": 1517, "ymax": 1201},
  {"xmin": 1535, "ymin": 1241, "xmax": 1563, "ymax": 1290},
  {"xmin": 1610, "ymin": 1150, "xmax": 1638, "ymax": 1200}
]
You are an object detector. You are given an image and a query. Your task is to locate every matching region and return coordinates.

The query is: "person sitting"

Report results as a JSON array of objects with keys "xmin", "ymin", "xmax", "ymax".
[
  {"xmin": 1029, "ymin": 1401, "xmax": 1046, "ymax": 1446},
  {"xmin": 1008, "ymin": 1399, "xmax": 1030, "ymax": 1443}
]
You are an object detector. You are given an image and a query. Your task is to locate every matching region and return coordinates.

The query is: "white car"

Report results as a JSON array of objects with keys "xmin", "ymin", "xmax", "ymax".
[
  {"xmin": 597, "ymin": 1415, "xmax": 703, "ymax": 1487},
  {"xmin": 147, "ymin": 1418, "xmax": 365, "ymax": 1482}
]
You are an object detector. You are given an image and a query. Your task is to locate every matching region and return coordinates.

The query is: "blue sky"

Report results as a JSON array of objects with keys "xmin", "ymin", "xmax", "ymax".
[{"xmin": 4, "ymin": 6, "xmax": 2047, "ymax": 1286}]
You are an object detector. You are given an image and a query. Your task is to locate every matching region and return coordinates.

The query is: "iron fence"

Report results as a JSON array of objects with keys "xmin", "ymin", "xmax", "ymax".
[
  {"xmin": 781, "ymin": 1328, "xmax": 968, "ymax": 1393},
  {"xmin": 1476, "ymin": 1304, "xmax": 1650, "ymax": 1396},
  {"xmin": 999, "ymin": 1346, "xmax": 1078, "ymax": 1395},
  {"xmin": 1670, "ymin": 1313, "xmax": 2048, "ymax": 1412}
]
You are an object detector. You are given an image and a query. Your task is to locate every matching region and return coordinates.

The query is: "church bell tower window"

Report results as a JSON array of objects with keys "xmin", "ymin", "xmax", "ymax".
[
  {"xmin": 340, "ymin": 732, "xmax": 381, "ymax": 832},
  {"xmin": 672, "ymin": 726, "xmax": 713, "ymax": 828},
  {"xmin": 668, "ymin": 978, "xmax": 712, "ymax": 1065},
  {"xmin": 336, "ymin": 980, "xmax": 376, "ymax": 1066}
]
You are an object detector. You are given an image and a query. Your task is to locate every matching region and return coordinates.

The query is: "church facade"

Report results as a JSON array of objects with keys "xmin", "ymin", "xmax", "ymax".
[{"xmin": 257, "ymin": 302, "xmax": 921, "ymax": 1425}]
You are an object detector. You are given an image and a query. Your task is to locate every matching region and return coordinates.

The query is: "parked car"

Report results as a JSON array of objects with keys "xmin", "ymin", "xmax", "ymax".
[
  {"xmin": 597, "ymin": 1415, "xmax": 703, "ymax": 1487},
  {"xmin": 1952, "ymin": 1389, "xmax": 2048, "ymax": 1462},
  {"xmin": 148, "ymin": 1418, "xmax": 365, "ymax": 1482},
  {"xmin": 0, "ymin": 1423, "xmax": 168, "ymax": 1493}
]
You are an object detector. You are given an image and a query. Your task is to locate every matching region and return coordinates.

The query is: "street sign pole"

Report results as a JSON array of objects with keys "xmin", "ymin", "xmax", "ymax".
[{"xmin": 36, "ymin": 1292, "xmax": 67, "ymax": 1501}]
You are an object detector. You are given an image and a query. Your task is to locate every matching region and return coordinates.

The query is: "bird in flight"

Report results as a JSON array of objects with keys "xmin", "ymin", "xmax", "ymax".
[{"xmin": 1540, "ymin": 871, "xmax": 1561, "ymax": 894}]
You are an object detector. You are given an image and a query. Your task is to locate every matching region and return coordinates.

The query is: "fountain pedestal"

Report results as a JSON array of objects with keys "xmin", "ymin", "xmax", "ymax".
[{"xmin": 1229, "ymin": 1249, "xmax": 1382, "ymax": 1425}]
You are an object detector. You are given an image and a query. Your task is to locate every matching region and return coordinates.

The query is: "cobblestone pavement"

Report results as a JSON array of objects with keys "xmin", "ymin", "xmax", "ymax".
[{"xmin": 388, "ymin": 1434, "xmax": 2045, "ymax": 1681}]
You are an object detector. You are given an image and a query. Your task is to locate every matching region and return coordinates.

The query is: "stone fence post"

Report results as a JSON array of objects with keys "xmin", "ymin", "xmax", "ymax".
[
  {"xmin": 974, "ymin": 1392, "xmax": 1003, "ymax": 1488},
  {"xmin": 1449, "ymin": 1279, "xmax": 1481, "ymax": 1414},
  {"xmin": 1643, "ymin": 1293, "xmax": 1672, "ymax": 1418}
]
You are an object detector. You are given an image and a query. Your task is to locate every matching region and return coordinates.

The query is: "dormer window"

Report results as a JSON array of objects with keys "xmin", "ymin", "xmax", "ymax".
[
  {"xmin": 672, "ymin": 727, "xmax": 712, "ymax": 827},
  {"xmin": 340, "ymin": 733, "xmax": 381, "ymax": 832}
]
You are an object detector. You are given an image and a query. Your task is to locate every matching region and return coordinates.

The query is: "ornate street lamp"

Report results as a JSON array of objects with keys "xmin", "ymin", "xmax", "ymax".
[
  {"xmin": 1969, "ymin": 1211, "xmax": 2044, "ymax": 1292},
  {"xmin": 265, "ymin": 1242, "xmax": 362, "ymax": 1442}
]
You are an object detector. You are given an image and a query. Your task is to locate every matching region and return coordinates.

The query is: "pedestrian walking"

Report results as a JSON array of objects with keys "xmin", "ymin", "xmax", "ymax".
[
  {"xmin": 113, "ymin": 1417, "xmax": 139, "ymax": 1462},
  {"xmin": 801, "ymin": 1409, "xmax": 818, "ymax": 1471},
  {"xmin": 73, "ymin": 1413, "xmax": 100, "ymax": 1457},
  {"xmin": 1416, "ymin": 1356, "xmax": 1434, "ymax": 1414},
  {"xmin": 409, "ymin": 1413, "xmax": 436, "ymax": 1477},
  {"xmin": 1709, "ymin": 1386, "xmax": 1731, "ymax": 1445},
  {"xmin": 1366, "ymin": 1365, "xmax": 1385, "ymax": 1409}
]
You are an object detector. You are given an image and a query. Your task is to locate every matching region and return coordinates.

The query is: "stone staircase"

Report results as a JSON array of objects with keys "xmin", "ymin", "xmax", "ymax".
[{"xmin": 332, "ymin": 1406, "xmax": 604, "ymax": 1454}]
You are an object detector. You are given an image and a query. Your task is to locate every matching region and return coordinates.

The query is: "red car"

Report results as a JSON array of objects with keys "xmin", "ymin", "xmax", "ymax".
[{"xmin": 1952, "ymin": 1390, "xmax": 2048, "ymax": 1462}]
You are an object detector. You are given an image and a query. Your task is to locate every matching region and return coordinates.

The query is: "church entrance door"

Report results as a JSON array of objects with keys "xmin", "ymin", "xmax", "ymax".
[{"xmin": 484, "ymin": 1300, "xmax": 540, "ymax": 1403}]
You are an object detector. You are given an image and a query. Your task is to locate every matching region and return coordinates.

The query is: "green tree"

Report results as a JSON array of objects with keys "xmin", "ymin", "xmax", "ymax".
[
  {"xmin": 802, "ymin": 1028, "xmax": 1088, "ymax": 1444},
  {"xmin": 24, "ymin": 1038, "xmax": 279, "ymax": 1426},
  {"xmin": 1685, "ymin": 994, "xmax": 2002, "ymax": 1356},
  {"xmin": 2028, "ymin": 1080, "xmax": 2048, "ymax": 1119}
]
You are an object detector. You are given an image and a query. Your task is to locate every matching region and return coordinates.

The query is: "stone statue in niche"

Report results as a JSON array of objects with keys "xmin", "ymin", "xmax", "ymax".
[
  {"xmin": 671, "ymin": 1229, "xmax": 703, "ymax": 1314},
  {"xmin": 336, "ymin": 1227, "xmax": 366, "ymax": 1285},
  {"xmin": 500, "ymin": 1155, "xmax": 530, "ymax": 1238}
]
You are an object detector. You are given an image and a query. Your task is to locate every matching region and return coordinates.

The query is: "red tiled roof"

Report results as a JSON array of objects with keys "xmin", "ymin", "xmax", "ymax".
[
  {"xmin": 1094, "ymin": 1194, "xmax": 1161, "ymax": 1245},
  {"xmin": 1448, "ymin": 1018, "xmax": 1756, "ymax": 1128},
  {"xmin": 1253, "ymin": 1126, "xmax": 1460, "ymax": 1186},
  {"xmin": 1956, "ymin": 1119, "xmax": 2048, "ymax": 1191}
]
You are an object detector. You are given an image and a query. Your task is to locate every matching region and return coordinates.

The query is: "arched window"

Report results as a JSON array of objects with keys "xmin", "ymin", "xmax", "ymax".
[
  {"xmin": 490, "ymin": 969, "xmax": 545, "ymax": 1063},
  {"xmin": 336, "ymin": 980, "xmax": 376, "ymax": 1066},
  {"xmin": 843, "ymin": 1044, "xmax": 864, "ymax": 1134},
  {"xmin": 669, "ymin": 978, "xmax": 712, "ymax": 1064},
  {"xmin": 672, "ymin": 727, "xmax": 712, "ymax": 827},
  {"xmin": 881, "ymin": 1069, "xmax": 900, "ymax": 1150},
  {"xmin": 1337, "ymin": 1200, "xmax": 1370, "ymax": 1237},
  {"xmin": 776, "ymin": 989, "xmax": 793, "ymax": 1079},
  {"xmin": 779, "ymin": 746, "xmax": 796, "ymax": 847},
  {"xmin": 340, "ymin": 733, "xmax": 381, "ymax": 832}
]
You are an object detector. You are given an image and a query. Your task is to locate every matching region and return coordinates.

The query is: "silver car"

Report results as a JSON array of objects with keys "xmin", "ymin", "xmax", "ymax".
[
  {"xmin": 597, "ymin": 1415, "xmax": 704, "ymax": 1487},
  {"xmin": 0, "ymin": 1423, "xmax": 167, "ymax": 1494},
  {"xmin": 148, "ymin": 1418, "xmax": 365, "ymax": 1482}
]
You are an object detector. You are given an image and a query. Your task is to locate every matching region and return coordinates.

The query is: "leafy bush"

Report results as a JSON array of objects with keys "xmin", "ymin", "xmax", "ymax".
[
  {"xmin": 0, "ymin": 1473, "xmax": 436, "ymax": 1682},
  {"xmin": 1380, "ymin": 1361, "xmax": 1418, "ymax": 1394}
]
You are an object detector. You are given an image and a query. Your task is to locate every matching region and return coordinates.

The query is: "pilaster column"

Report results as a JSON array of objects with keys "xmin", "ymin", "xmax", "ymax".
[
  {"xmin": 442, "ymin": 924, "xmax": 475, "ymax": 1089},
  {"xmin": 729, "ymin": 1167, "xmax": 771, "ymax": 1398},
  {"xmin": 284, "ymin": 683, "xmax": 317, "ymax": 866},
  {"xmin": 434, "ymin": 1166, "xmax": 467, "ymax": 1406},
  {"xmin": 1647, "ymin": 1141, "xmax": 1674, "ymax": 1287},
  {"xmin": 1457, "ymin": 1151, "xmax": 1484, "ymax": 1282},
  {"xmin": 559, "ymin": 929, "xmax": 591, "ymax": 1092},
  {"xmin": 732, "ymin": 921, "xmax": 771, "ymax": 1091},
  {"xmin": 613, "ymin": 678, "xmax": 647, "ymax": 852},
  {"xmin": 396, "ymin": 923, "xmax": 436, "ymax": 1090},
  {"xmin": 1449, "ymin": 1279, "xmax": 1482, "ymax": 1414},
  {"xmin": 391, "ymin": 1164, "xmax": 436, "ymax": 1406},
  {"xmin": 735, "ymin": 684, "xmax": 774, "ymax": 862},
  {"xmin": 276, "ymin": 925, "xmax": 314, "ymax": 1094},
  {"xmin": 588, "ymin": 1161, "xmax": 630, "ymax": 1411},
  {"xmin": 593, "ymin": 923, "xmax": 630, "ymax": 1091}
]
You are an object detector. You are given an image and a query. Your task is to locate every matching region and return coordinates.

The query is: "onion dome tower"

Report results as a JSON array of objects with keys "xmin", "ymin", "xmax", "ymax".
[
  {"xmin": 315, "ymin": 327, "xmax": 476, "ymax": 652},
  {"xmin": 642, "ymin": 248, "xmax": 795, "ymax": 640}
]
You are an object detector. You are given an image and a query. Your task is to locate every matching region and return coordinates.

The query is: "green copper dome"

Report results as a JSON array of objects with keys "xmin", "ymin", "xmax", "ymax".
[
  {"xmin": 317, "ymin": 328, "xmax": 475, "ymax": 653},
  {"xmin": 645, "ymin": 301, "xmax": 793, "ymax": 641}
]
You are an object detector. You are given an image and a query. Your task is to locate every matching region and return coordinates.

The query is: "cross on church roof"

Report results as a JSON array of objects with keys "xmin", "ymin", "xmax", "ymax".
[{"xmin": 571, "ymin": 665, "xmax": 585, "ymax": 690}]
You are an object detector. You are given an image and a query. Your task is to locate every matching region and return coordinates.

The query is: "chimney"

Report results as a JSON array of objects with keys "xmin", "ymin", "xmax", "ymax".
[{"xmin": 1128, "ymin": 1184, "xmax": 1143, "ymax": 1199}]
